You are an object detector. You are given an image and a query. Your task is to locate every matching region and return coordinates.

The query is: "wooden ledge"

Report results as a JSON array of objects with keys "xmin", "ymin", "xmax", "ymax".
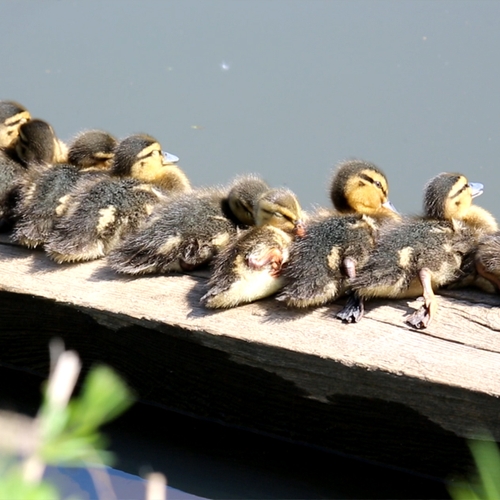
[{"xmin": 0, "ymin": 236, "xmax": 499, "ymax": 478}]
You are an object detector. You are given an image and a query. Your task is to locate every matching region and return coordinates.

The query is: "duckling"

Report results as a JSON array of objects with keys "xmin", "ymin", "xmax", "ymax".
[
  {"xmin": 67, "ymin": 129, "xmax": 117, "ymax": 171},
  {"xmin": 0, "ymin": 118, "xmax": 66, "ymax": 229},
  {"xmin": 276, "ymin": 159, "xmax": 399, "ymax": 308},
  {"xmin": 337, "ymin": 172, "xmax": 497, "ymax": 329},
  {"xmin": 107, "ymin": 175, "xmax": 270, "ymax": 275},
  {"xmin": 44, "ymin": 133, "xmax": 190, "ymax": 263},
  {"xmin": 201, "ymin": 188, "xmax": 304, "ymax": 308},
  {"xmin": 474, "ymin": 232, "xmax": 500, "ymax": 291},
  {"xmin": 0, "ymin": 100, "xmax": 31, "ymax": 149},
  {"xmin": 12, "ymin": 130, "xmax": 118, "ymax": 248}
]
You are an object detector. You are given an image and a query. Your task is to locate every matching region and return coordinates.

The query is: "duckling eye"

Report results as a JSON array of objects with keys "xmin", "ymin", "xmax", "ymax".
[
  {"xmin": 374, "ymin": 181, "xmax": 382, "ymax": 189},
  {"xmin": 274, "ymin": 212, "xmax": 284, "ymax": 218}
]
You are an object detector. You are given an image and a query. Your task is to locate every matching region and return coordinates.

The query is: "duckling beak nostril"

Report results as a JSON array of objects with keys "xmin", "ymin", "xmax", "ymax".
[
  {"xmin": 382, "ymin": 200, "xmax": 399, "ymax": 214},
  {"xmin": 294, "ymin": 220, "xmax": 306, "ymax": 237},
  {"xmin": 469, "ymin": 182, "xmax": 484, "ymax": 198},
  {"xmin": 162, "ymin": 151, "xmax": 179, "ymax": 164}
]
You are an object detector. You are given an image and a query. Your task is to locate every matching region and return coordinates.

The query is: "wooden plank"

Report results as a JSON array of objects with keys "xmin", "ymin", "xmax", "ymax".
[{"xmin": 0, "ymin": 236, "xmax": 499, "ymax": 477}]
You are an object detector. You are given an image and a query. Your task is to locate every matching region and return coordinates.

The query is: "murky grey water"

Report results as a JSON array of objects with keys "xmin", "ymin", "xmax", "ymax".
[
  {"xmin": 1, "ymin": 0, "xmax": 497, "ymax": 497},
  {"xmin": 3, "ymin": 0, "xmax": 500, "ymax": 217}
]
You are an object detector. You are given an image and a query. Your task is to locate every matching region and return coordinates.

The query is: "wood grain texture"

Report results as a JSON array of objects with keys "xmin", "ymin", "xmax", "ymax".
[{"xmin": 0, "ymin": 236, "xmax": 499, "ymax": 477}]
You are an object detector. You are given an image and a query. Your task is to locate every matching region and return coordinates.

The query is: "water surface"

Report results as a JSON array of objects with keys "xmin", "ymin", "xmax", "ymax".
[{"xmin": 2, "ymin": 0, "xmax": 500, "ymax": 216}]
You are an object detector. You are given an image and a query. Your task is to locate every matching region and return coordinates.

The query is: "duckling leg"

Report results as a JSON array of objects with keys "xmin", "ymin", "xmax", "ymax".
[
  {"xmin": 336, "ymin": 292, "xmax": 365, "ymax": 323},
  {"xmin": 476, "ymin": 261, "xmax": 500, "ymax": 292},
  {"xmin": 248, "ymin": 248, "xmax": 283, "ymax": 277},
  {"xmin": 343, "ymin": 257, "xmax": 356, "ymax": 279},
  {"xmin": 406, "ymin": 268, "xmax": 437, "ymax": 329}
]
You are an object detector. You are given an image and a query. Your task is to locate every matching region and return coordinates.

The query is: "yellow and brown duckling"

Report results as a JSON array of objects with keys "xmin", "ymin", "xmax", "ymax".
[
  {"xmin": 276, "ymin": 159, "xmax": 399, "ymax": 308},
  {"xmin": 201, "ymin": 188, "xmax": 304, "ymax": 309},
  {"xmin": 12, "ymin": 130, "xmax": 118, "ymax": 248},
  {"xmin": 337, "ymin": 172, "xmax": 498, "ymax": 328},
  {"xmin": 107, "ymin": 175, "xmax": 270, "ymax": 275},
  {"xmin": 0, "ymin": 118, "xmax": 66, "ymax": 230},
  {"xmin": 44, "ymin": 133, "xmax": 190, "ymax": 263}
]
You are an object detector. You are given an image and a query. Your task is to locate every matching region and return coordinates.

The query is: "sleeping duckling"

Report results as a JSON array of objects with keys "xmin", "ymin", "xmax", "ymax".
[
  {"xmin": 337, "ymin": 172, "xmax": 497, "ymax": 329},
  {"xmin": 12, "ymin": 130, "xmax": 118, "ymax": 248},
  {"xmin": 0, "ymin": 118, "xmax": 66, "ymax": 229},
  {"xmin": 108, "ymin": 175, "xmax": 270, "ymax": 275},
  {"xmin": 67, "ymin": 129, "xmax": 117, "ymax": 171},
  {"xmin": 201, "ymin": 188, "xmax": 304, "ymax": 308},
  {"xmin": 276, "ymin": 159, "xmax": 399, "ymax": 308},
  {"xmin": 0, "ymin": 100, "xmax": 31, "ymax": 149},
  {"xmin": 44, "ymin": 133, "xmax": 190, "ymax": 263}
]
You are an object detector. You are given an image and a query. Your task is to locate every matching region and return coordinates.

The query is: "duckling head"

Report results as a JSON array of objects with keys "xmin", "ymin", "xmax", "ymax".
[
  {"xmin": 423, "ymin": 172, "xmax": 482, "ymax": 220},
  {"xmin": 254, "ymin": 188, "xmax": 305, "ymax": 236},
  {"xmin": 68, "ymin": 130, "xmax": 118, "ymax": 170},
  {"xmin": 111, "ymin": 133, "xmax": 189, "ymax": 192},
  {"xmin": 0, "ymin": 100, "xmax": 31, "ymax": 149},
  {"xmin": 227, "ymin": 175, "xmax": 270, "ymax": 226},
  {"xmin": 15, "ymin": 118, "xmax": 66, "ymax": 165},
  {"xmin": 330, "ymin": 159, "xmax": 396, "ymax": 216}
]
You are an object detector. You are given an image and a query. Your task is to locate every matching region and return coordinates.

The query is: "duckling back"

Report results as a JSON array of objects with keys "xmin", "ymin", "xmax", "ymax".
[{"xmin": 277, "ymin": 213, "xmax": 382, "ymax": 308}]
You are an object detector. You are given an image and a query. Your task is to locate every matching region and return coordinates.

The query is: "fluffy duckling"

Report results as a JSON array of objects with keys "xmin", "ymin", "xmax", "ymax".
[
  {"xmin": 337, "ymin": 172, "xmax": 497, "ymax": 329},
  {"xmin": 201, "ymin": 188, "xmax": 304, "ymax": 308},
  {"xmin": 276, "ymin": 159, "xmax": 399, "ymax": 308},
  {"xmin": 44, "ymin": 133, "xmax": 190, "ymax": 263},
  {"xmin": 107, "ymin": 175, "xmax": 270, "ymax": 275},
  {"xmin": 0, "ymin": 118, "xmax": 66, "ymax": 229},
  {"xmin": 12, "ymin": 130, "xmax": 118, "ymax": 248},
  {"xmin": 67, "ymin": 129, "xmax": 117, "ymax": 171},
  {"xmin": 474, "ymin": 233, "xmax": 500, "ymax": 291},
  {"xmin": 0, "ymin": 100, "xmax": 31, "ymax": 149}
]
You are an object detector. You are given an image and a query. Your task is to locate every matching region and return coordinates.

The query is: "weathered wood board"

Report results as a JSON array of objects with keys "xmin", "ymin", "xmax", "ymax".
[{"xmin": 0, "ymin": 235, "xmax": 499, "ymax": 478}]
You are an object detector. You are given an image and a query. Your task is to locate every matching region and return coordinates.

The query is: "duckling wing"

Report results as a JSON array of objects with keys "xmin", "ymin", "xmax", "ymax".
[
  {"xmin": 45, "ymin": 178, "xmax": 161, "ymax": 263},
  {"xmin": 108, "ymin": 189, "xmax": 236, "ymax": 275}
]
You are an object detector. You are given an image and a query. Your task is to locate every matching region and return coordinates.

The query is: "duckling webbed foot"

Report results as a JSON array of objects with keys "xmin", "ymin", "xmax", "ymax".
[
  {"xmin": 336, "ymin": 292, "xmax": 364, "ymax": 323},
  {"xmin": 406, "ymin": 268, "xmax": 437, "ymax": 329}
]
